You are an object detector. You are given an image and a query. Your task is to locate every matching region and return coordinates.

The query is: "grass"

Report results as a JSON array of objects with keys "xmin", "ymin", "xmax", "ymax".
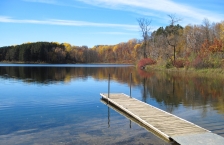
[{"xmin": 145, "ymin": 64, "xmax": 224, "ymax": 79}]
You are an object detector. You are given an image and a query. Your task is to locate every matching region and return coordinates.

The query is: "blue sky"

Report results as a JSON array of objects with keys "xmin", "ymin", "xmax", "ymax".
[{"xmin": 0, "ymin": 0, "xmax": 223, "ymax": 48}]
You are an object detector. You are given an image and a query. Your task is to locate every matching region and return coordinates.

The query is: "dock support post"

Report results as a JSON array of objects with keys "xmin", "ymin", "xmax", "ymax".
[
  {"xmin": 108, "ymin": 106, "xmax": 110, "ymax": 128},
  {"xmin": 130, "ymin": 73, "xmax": 132, "ymax": 98},
  {"xmin": 108, "ymin": 73, "xmax": 110, "ymax": 104}
]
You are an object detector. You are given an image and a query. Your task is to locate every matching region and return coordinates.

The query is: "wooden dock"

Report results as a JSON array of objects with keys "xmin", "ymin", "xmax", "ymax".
[{"xmin": 100, "ymin": 93, "xmax": 224, "ymax": 145}]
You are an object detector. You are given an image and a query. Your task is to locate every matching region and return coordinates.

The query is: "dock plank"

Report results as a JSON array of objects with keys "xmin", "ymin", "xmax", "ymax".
[{"xmin": 100, "ymin": 93, "xmax": 224, "ymax": 145}]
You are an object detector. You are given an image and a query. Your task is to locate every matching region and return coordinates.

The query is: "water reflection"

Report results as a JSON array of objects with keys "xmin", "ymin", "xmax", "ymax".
[
  {"xmin": 0, "ymin": 66, "xmax": 138, "ymax": 85},
  {"xmin": 144, "ymin": 71, "xmax": 224, "ymax": 114},
  {"xmin": 100, "ymin": 99, "xmax": 177, "ymax": 144},
  {"xmin": 1, "ymin": 65, "xmax": 224, "ymax": 116},
  {"xmin": 0, "ymin": 64, "xmax": 224, "ymax": 138}
]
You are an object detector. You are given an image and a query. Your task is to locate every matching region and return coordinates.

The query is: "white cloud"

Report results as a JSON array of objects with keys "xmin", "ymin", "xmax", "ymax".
[
  {"xmin": 21, "ymin": 0, "xmax": 224, "ymax": 25},
  {"xmin": 77, "ymin": 0, "xmax": 224, "ymax": 24},
  {"xmin": 23, "ymin": 0, "xmax": 88, "ymax": 8},
  {"xmin": 0, "ymin": 16, "xmax": 138, "ymax": 30},
  {"xmin": 21, "ymin": 0, "xmax": 224, "ymax": 26}
]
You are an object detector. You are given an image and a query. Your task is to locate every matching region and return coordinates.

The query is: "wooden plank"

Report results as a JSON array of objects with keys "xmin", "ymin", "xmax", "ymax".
[
  {"xmin": 100, "ymin": 99, "xmax": 171, "ymax": 143},
  {"xmin": 100, "ymin": 93, "xmax": 224, "ymax": 145},
  {"xmin": 102, "ymin": 93, "xmax": 208, "ymax": 129},
  {"xmin": 101, "ymin": 94, "xmax": 171, "ymax": 140}
]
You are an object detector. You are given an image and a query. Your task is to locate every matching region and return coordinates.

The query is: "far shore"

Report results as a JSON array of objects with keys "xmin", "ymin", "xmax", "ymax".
[
  {"xmin": 0, "ymin": 61, "xmax": 134, "ymax": 65},
  {"xmin": 1, "ymin": 61, "xmax": 223, "ymax": 78}
]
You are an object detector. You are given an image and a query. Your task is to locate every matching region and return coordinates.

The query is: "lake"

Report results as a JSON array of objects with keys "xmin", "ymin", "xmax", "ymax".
[{"xmin": 0, "ymin": 64, "xmax": 224, "ymax": 145}]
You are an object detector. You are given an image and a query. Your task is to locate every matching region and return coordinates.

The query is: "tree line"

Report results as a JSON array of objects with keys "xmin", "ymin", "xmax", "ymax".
[
  {"xmin": 148, "ymin": 18, "xmax": 224, "ymax": 69},
  {"xmin": 0, "ymin": 40, "xmax": 141, "ymax": 63},
  {"xmin": 0, "ymin": 18, "xmax": 224, "ymax": 68}
]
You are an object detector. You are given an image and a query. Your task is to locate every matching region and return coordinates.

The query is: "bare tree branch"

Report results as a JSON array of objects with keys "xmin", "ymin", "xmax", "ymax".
[
  {"xmin": 137, "ymin": 18, "xmax": 152, "ymax": 58},
  {"xmin": 168, "ymin": 14, "xmax": 182, "ymax": 26}
]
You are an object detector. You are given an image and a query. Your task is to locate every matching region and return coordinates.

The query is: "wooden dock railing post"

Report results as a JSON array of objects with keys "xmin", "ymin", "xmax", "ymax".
[
  {"xmin": 130, "ymin": 73, "xmax": 132, "ymax": 98},
  {"xmin": 108, "ymin": 73, "xmax": 110, "ymax": 103}
]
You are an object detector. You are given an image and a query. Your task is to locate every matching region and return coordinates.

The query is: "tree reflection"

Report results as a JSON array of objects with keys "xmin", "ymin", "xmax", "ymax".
[
  {"xmin": 138, "ymin": 69, "xmax": 224, "ymax": 116},
  {"xmin": 142, "ymin": 78, "xmax": 147, "ymax": 102},
  {"xmin": 0, "ymin": 66, "xmax": 224, "ymax": 116},
  {"xmin": 138, "ymin": 68, "xmax": 154, "ymax": 102}
]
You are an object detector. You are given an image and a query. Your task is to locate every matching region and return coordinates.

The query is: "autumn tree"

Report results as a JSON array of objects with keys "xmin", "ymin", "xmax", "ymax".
[
  {"xmin": 63, "ymin": 43, "xmax": 72, "ymax": 52},
  {"xmin": 134, "ymin": 43, "xmax": 142, "ymax": 59},
  {"xmin": 54, "ymin": 47, "xmax": 66, "ymax": 62},
  {"xmin": 150, "ymin": 27, "xmax": 168, "ymax": 60},
  {"xmin": 164, "ymin": 15, "xmax": 183, "ymax": 63},
  {"xmin": 202, "ymin": 18, "xmax": 211, "ymax": 43},
  {"xmin": 221, "ymin": 21, "xmax": 224, "ymax": 41}
]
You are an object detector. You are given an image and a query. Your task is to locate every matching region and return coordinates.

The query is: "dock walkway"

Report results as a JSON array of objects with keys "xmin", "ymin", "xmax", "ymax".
[{"xmin": 100, "ymin": 93, "xmax": 224, "ymax": 145}]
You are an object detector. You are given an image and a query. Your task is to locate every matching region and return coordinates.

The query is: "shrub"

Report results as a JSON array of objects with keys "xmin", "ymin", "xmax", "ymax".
[
  {"xmin": 174, "ymin": 59, "xmax": 185, "ymax": 68},
  {"xmin": 165, "ymin": 59, "xmax": 186, "ymax": 69},
  {"xmin": 165, "ymin": 61, "xmax": 173, "ymax": 68},
  {"xmin": 192, "ymin": 56, "xmax": 205, "ymax": 69},
  {"xmin": 192, "ymin": 55, "xmax": 213, "ymax": 69},
  {"xmin": 221, "ymin": 59, "xmax": 224, "ymax": 68},
  {"xmin": 184, "ymin": 59, "xmax": 190, "ymax": 70},
  {"xmin": 138, "ymin": 58, "xmax": 156, "ymax": 69}
]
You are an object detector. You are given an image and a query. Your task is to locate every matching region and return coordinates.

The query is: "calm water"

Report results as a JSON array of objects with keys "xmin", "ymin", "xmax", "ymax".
[{"xmin": 0, "ymin": 64, "xmax": 224, "ymax": 145}]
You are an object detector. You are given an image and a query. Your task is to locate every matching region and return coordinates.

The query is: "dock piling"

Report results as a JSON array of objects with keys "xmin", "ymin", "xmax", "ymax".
[
  {"xmin": 130, "ymin": 73, "xmax": 132, "ymax": 98},
  {"xmin": 108, "ymin": 73, "xmax": 110, "ymax": 104},
  {"xmin": 108, "ymin": 106, "xmax": 110, "ymax": 128}
]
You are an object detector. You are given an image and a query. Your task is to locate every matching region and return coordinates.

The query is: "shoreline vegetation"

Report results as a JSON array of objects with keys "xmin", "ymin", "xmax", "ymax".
[
  {"xmin": 1, "ymin": 59, "xmax": 223, "ymax": 79},
  {"xmin": 145, "ymin": 64, "xmax": 224, "ymax": 79},
  {"xmin": 0, "ymin": 60, "xmax": 224, "ymax": 80}
]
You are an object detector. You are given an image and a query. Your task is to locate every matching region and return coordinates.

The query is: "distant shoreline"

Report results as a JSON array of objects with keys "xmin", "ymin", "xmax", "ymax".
[{"xmin": 0, "ymin": 61, "xmax": 134, "ymax": 64}]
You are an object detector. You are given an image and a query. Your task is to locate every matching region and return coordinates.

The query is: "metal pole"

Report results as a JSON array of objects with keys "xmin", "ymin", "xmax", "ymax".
[
  {"xmin": 130, "ymin": 73, "xmax": 132, "ymax": 98},
  {"xmin": 108, "ymin": 73, "xmax": 110, "ymax": 104}
]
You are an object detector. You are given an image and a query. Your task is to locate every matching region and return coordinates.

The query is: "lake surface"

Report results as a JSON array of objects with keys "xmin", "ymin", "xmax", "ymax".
[{"xmin": 0, "ymin": 64, "xmax": 224, "ymax": 145}]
